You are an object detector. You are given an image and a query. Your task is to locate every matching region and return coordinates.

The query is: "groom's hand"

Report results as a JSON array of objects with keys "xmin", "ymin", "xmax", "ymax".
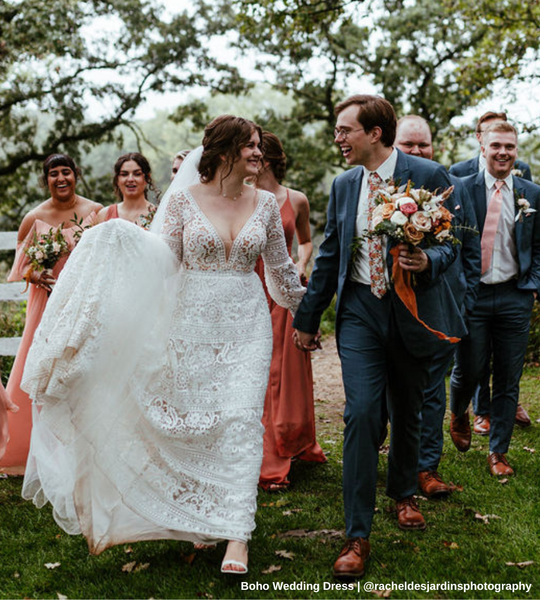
[{"xmin": 293, "ymin": 329, "xmax": 322, "ymax": 352}]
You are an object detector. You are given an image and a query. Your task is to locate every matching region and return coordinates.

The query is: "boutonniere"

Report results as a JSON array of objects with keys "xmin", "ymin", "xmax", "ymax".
[
  {"xmin": 514, "ymin": 191, "xmax": 536, "ymax": 222},
  {"xmin": 512, "ymin": 168, "xmax": 524, "ymax": 178}
]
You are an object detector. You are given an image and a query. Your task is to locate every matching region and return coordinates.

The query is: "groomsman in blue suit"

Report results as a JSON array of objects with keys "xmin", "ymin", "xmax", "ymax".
[
  {"xmin": 293, "ymin": 95, "xmax": 466, "ymax": 579},
  {"xmin": 394, "ymin": 115, "xmax": 481, "ymax": 498},
  {"xmin": 450, "ymin": 111, "xmax": 532, "ymax": 182},
  {"xmin": 449, "ymin": 121, "xmax": 540, "ymax": 476},
  {"xmin": 450, "ymin": 111, "xmax": 533, "ymax": 434}
]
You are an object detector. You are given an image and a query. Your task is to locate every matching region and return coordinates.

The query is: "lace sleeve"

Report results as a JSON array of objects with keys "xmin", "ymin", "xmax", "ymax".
[
  {"xmin": 159, "ymin": 191, "xmax": 184, "ymax": 263},
  {"xmin": 261, "ymin": 193, "xmax": 305, "ymax": 314}
]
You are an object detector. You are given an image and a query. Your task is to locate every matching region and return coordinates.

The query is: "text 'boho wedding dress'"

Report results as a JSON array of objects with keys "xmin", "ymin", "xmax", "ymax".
[{"xmin": 21, "ymin": 148, "xmax": 305, "ymax": 554}]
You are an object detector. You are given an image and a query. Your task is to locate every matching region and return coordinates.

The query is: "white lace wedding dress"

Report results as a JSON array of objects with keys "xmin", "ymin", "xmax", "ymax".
[{"xmin": 21, "ymin": 188, "xmax": 304, "ymax": 555}]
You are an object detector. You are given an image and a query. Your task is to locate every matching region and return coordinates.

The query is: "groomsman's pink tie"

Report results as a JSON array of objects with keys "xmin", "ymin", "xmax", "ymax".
[
  {"xmin": 481, "ymin": 180, "xmax": 504, "ymax": 274},
  {"xmin": 367, "ymin": 172, "xmax": 386, "ymax": 298}
]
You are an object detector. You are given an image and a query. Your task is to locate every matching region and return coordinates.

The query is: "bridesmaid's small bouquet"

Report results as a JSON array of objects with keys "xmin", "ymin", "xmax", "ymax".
[
  {"xmin": 361, "ymin": 180, "xmax": 456, "ymax": 248},
  {"xmin": 25, "ymin": 226, "xmax": 70, "ymax": 271}
]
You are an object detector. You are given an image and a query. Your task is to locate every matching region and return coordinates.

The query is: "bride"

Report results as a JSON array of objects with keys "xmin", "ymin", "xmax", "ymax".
[{"xmin": 20, "ymin": 115, "xmax": 305, "ymax": 574}]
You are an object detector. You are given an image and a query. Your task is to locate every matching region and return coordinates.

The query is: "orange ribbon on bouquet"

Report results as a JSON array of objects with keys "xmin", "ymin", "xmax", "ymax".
[{"xmin": 390, "ymin": 246, "xmax": 460, "ymax": 344}]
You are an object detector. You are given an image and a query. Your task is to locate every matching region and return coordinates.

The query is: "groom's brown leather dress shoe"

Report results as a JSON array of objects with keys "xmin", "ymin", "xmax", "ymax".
[
  {"xmin": 450, "ymin": 412, "xmax": 471, "ymax": 452},
  {"xmin": 396, "ymin": 497, "xmax": 426, "ymax": 530},
  {"xmin": 418, "ymin": 471, "xmax": 451, "ymax": 498},
  {"xmin": 333, "ymin": 538, "xmax": 370, "ymax": 578},
  {"xmin": 473, "ymin": 415, "xmax": 490, "ymax": 436},
  {"xmin": 515, "ymin": 404, "xmax": 531, "ymax": 428},
  {"xmin": 487, "ymin": 453, "xmax": 514, "ymax": 477}
]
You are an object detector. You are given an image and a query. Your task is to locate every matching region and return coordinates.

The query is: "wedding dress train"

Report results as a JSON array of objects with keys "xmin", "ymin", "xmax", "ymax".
[{"xmin": 21, "ymin": 189, "xmax": 304, "ymax": 554}]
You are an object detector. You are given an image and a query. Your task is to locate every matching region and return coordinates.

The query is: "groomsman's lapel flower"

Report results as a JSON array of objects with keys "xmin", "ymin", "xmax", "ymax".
[
  {"xmin": 514, "ymin": 191, "xmax": 536, "ymax": 222},
  {"xmin": 512, "ymin": 168, "xmax": 524, "ymax": 178}
]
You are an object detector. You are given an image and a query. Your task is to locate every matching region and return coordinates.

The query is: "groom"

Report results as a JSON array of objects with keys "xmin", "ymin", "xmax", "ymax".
[{"xmin": 293, "ymin": 95, "xmax": 465, "ymax": 578}]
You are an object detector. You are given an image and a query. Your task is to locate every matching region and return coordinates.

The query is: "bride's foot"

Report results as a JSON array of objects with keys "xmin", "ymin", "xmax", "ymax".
[{"xmin": 221, "ymin": 541, "xmax": 248, "ymax": 575}]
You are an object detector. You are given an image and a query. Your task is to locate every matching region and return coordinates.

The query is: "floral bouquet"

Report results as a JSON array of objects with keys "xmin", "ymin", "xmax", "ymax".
[
  {"xmin": 354, "ymin": 179, "xmax": 461, "ymax": 344},
  {"xmin": 25, "ymin": 226, "xmax": 69, "ymax": 272},
  {"xmin": 138, "ymin": 204, "xmax": 157, "ymax": 230},
  {"xmin": 367, "ymin": 180, "xmax": 456, "ymax": 247}
]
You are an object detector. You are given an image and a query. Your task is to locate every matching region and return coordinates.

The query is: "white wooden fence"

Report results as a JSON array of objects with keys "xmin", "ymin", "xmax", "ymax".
[{"xmin": 0, "ymin": 232, "xmax": 25, "ymax": 356}]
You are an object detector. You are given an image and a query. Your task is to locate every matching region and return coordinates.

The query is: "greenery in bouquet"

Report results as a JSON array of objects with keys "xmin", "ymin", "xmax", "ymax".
[
  {"xmin": 24, "ymin": 226, "xmax": 70, "ymax": 272},
  {"xmin": 138, "ymin": 204, "xmax": 158, "ymax": 230}
]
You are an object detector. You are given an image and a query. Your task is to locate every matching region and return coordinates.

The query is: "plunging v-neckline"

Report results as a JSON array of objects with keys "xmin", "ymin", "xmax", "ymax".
[{"xmin": 186, "ymin": 189, "xmax": 263, "ymax": 262}]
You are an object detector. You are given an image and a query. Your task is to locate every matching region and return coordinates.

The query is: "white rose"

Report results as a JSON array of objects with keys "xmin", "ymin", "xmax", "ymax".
[
  {"xmin": 390, "ymin": 211, "xmax": 408, "ymax": 226},
  {"xmin": 35, "ymin": 250, "xmax": 44, "ymax": 261},
  {"xmin": 517, "ymin": 198, "xmax": 530, "ymax": 209},
  {"xmin": 52, "ymin": 242, "xmax": 61, "ymax": 253},
  {"xmin": 410, "ymin": 211, "xmax": 433, "ymax": 232}
]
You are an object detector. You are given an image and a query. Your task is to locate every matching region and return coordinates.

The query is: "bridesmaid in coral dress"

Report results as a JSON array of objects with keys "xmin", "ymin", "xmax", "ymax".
[
  {"xmin": 96, "ymin": 153, "xmax": 157, "ymax": 227},
  {"xmin": 255, "ymin": 131, "xmax": 326, "ymax": 491},
  {"xmin": 0, "ymin": 381, "xmax": 18, "ymax": 460},
  {"xmin": 0, "ymin": 154, "xmax": 102, "ymax": 475}
]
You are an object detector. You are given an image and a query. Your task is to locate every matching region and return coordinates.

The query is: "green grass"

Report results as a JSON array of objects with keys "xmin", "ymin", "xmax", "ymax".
[{"xmin": 1, "ymin": 369, "xmax": 539, "ymax": 599}]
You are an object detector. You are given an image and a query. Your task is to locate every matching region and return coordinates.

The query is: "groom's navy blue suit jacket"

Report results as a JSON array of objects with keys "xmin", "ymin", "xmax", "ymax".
[
  {"xmin": 293, "ymin": 149, "xmax": 467, "ymax": 358},
  {"xmin": 462, "ymin": 172, "xmax": 540, "ymax": 294}
]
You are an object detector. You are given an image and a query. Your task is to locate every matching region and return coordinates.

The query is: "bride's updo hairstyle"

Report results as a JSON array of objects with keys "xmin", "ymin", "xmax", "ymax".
[
  {"xmin": 199, "ymin": 115, "xmax": 262, "ymax": 185},
  {"xmin": 39, "ymin": 154, "xmax": 81, "ymax": 188},
  {"xmin": 260, "ymin": 131, "xmax": 287, "ymax": 183},
  {"xmin": 113, "ymin": 152, "xmax": 157, "ymax": 201}
]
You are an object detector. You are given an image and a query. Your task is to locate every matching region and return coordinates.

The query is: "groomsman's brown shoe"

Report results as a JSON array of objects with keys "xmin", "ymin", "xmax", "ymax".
[
  {"xmin": 450, "ymin": 412, "xmax": 471, "ymax": 452},
  {"xmin": 515, "ymin": 404, "xmax": 531, "ymax": 428},
  {"xmin": 487, "ymin": 453, "xmax": 514, "ymax": 477},
  {"xmin": 473, "ymin": 415, "xmax": 490, "ymax": 436},
  {"xmin": 333, "ymin": 538, "xmax": 370, "ymax": 579},
  {"xmin": 418, "ymin": 471, "xmax": 451, "ymax": 498},
  {"xmin": 396, "ymin": 497, "xmax": 426, "ymax": 530}
]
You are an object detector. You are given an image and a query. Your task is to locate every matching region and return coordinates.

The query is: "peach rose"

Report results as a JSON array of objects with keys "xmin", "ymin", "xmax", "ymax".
[{"xmin": 403, "ymin": 222, "xmax": 424, "ymax": 245}]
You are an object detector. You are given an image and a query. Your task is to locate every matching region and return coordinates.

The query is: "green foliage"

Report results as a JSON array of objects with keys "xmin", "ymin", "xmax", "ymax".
[{"xmin": 0, "ymin": 0, "xmax": 248, "ymax": 230}]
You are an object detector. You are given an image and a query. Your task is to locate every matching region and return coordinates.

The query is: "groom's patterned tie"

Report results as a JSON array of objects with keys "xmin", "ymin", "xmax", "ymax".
[
  {"xmin": 481, "ymin": 180, "xmax": 504, "ymax": 274},
  {"xmin": 367, "ymin": 172, "xmax": 386, "ymax": 298}
]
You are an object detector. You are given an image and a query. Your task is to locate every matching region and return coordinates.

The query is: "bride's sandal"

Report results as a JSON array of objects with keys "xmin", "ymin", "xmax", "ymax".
[{"xmin": 220, "ymin": 541, "xmax": 248, "ymax": 575}]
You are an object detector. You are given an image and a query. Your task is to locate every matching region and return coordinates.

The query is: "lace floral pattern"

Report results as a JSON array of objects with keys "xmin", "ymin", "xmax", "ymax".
[{"xmin": 21, "ymin": 191, "xmax": 305, "ymax": 553}]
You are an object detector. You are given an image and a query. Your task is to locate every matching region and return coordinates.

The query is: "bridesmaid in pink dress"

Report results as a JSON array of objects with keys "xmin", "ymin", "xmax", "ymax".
[
  {"xmin": 0, "ymin": 154, "xmax": 102, "ymax": 475},
  {"xmin": 255, "ymin": 131, "xmax": 326, "ymax": 491},
  {"xmin": 96, "ymin": 153, "xmax": 157, "ymax": 227}
]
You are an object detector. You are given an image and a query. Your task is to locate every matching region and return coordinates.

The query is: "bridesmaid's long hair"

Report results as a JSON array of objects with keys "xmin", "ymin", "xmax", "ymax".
[
  {"xmin": 260, "ymin": 131, "xmax": 287, "ymax": 183},
  {"xmin": 199, "ymin": 115, "xmax": 262, "ymax": 185}
]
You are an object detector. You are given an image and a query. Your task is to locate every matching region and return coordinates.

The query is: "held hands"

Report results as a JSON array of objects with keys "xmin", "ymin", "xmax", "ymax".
[
  {"xmin": 293, "ymin": 329, "xmax": 322, "ymax": 352},
  {"xmin": 397, "ymin": 243, "xmax": 429, "ymax": 273}
]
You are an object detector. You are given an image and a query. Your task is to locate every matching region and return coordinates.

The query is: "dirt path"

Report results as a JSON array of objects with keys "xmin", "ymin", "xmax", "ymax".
[{"xmin": 310, "ymin": 334, "xmax": 345, "ymax": 437}]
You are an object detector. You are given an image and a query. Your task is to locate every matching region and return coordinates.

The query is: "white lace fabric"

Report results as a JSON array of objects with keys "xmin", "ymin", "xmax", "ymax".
[{"xmin": 21, "ymin": 190, "xmax": 304, "ymax": 554}]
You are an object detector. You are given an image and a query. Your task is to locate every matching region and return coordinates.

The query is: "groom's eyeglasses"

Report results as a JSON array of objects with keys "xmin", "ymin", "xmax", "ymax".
[{"xmin": 334, "ymin": 127, "xmax": 365, "ymax": 140}]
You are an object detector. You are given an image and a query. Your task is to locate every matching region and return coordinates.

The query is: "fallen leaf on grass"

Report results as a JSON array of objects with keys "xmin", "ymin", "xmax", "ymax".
[
  {"xmin": 57, "ymin": 594, "xmax": 68, "ymax": 600},
  {"xmin": 371, "ymin": 589, "xmax": 392, "ymax": 598},
  {"xmin": 278, "ymin": 528, "xmax": 344, "ymax": 539},
  {"xmin": 443, "ymin": 541, "xmax": 459, "ymax": 549},
  {"xmin": 505, "ymin": 561, "xmax": 534, "ymax": 569},
  {"xmin": 499, "ymin": 478, "xmax": 509, "ymax": 485},
  {"xmin": 44, "ymin": 563, "xmax": 61, "ymax": 570},
  {"xmin": 13, "ymin": 572, "xmax": 20, "ymax": 579},
  {"xmin": 282, "ymin": 509, "xmax": 302, "ymax": 516},
  {"xmin": 275, "ymin": 550, "xmax": 295, "ymax": 560},
  {"xmin": 474, "ymin": 512, "xmax": 501, "ymax": 524},
  {"xmin": 122, "ymin": 561, "xmax": 137, "ymax": 573},
  {"xmin": 134, "ymin": 563, "xmax": 150, "ymax": 572},
  {"xmin": 124, "ymin": 546, "xmax": 133, "ymax": 554},
  {"xmin": 261, "ymin": 564, "xmax": 282, "ymax": 574},
  {"xmin": 448, "ymin": 483, "xmax": 463, "ymax": 492},
  {"xmin": 523, "ymin": 446, "xmax": 536, "ymax": 453}
]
